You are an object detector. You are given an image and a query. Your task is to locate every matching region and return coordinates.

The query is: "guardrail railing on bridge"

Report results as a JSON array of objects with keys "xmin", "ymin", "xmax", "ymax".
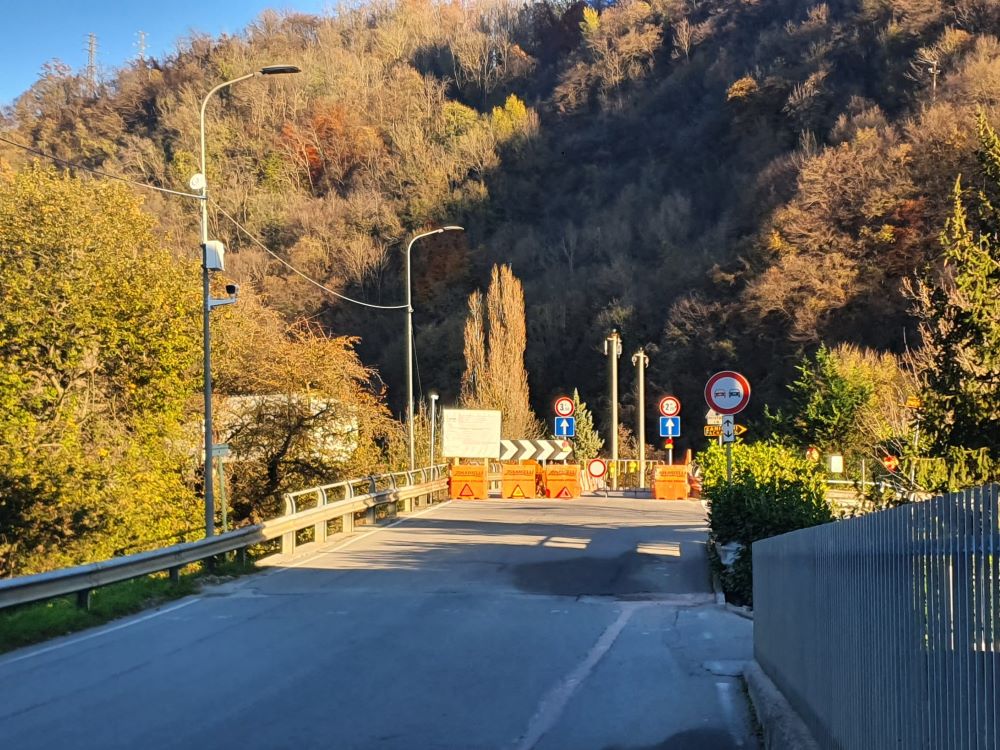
[
  {"xmin": 753, "ymin": 483, "xmax": 999, "ymax": 749},
  {"xmin": 0, "ymin": 465, "xmax": 448, "ymax": 611}
]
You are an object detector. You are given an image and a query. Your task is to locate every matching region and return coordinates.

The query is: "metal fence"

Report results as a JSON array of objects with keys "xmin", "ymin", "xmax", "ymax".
[{"xmin": 753, "ymin": 484, "xmax": 1000, "ymax": 750}]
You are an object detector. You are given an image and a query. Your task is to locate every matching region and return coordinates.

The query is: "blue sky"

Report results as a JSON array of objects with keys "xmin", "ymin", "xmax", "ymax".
[{"xmin": 1, "ymin": 1, "xmax": 328, "ymax": 105}]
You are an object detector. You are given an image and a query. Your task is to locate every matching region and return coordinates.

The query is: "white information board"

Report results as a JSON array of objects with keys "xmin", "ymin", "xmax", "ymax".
[{"xmin": 441, "ymin": 408, "xmax": 502, "ymax": 459}]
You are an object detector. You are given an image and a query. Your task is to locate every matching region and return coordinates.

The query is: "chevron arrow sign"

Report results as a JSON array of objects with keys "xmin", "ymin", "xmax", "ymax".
[{"xmin": 499, "ymin": 439, "xmax": 573, "ymax": 462}]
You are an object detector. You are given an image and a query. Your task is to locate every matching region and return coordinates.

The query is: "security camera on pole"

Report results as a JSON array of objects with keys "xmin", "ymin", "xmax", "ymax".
[
  {"xmin": 604, "ymin": 330, "xmax": 623, "ymax": 489},
  {"xmin": 194, "ymin": 64, "xmax": 300, "ymax": 538}
]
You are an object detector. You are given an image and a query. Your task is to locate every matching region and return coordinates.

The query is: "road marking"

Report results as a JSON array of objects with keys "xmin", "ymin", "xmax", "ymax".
[
  {"xmin": 515, "ymin": 604, "xmax": 644, "ymax": 750},
  {"xmin": 0, "ymin": 598, "xmax": 200, "ymax": 668},
  {"xmin": 715, "ymin": 681, "xmax": 746, "ymax": 747},
  {"xmin": 0, "ymin": 501, "xmax": 454, "ymax": 667}
]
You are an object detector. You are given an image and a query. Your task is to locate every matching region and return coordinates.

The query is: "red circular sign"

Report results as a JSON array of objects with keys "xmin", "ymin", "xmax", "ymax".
[
  {"xmin": 658, "ymin": 396, "xmax": 681, "ymax": 417},
  {"xmin": 587, "ymin": 458, "xmax": 608, "ymax": 478},
  {"xmin": 882, "ymin": 455, "xmax": 899, "ymax": 473},
  {"xmin": 554, "ymin": 396, "xmax": 575, "ymax": 418},
  {"xmin": 704, "ymin": 371, "xmax": 751, "ymax": 415}
]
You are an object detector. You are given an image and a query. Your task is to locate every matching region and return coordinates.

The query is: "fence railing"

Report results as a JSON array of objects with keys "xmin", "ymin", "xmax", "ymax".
[
  {"xmin": 0, "ymin": 464, "xmax": 448, "ymax": 611},
  {"xmin": 753, "ymin": 484, "xmax": 1000, "ymax": 750}
]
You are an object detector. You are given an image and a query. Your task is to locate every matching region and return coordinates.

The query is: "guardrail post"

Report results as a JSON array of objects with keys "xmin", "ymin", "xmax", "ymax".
[
  {"xmin": 281, "ymin": 530, "xmax": 295, "ymax": 555},
  {"xmin": 314, "ymin": 519, "xmax": 327, "ymax": 545},
  {"xmin": 169, "ymin": 566, "xmax": 180, "ymax": 584},
  {"xmin": 237, "ymin": 547, "xmax": 248, "ymax": 567},
  {"xmin": 366, "ymin": 503, "xmax": 377, "ymax": 525},
  {"xmin": 342, "ymin": 511, "xmax": 354, "ymax": 535},
  {"xmin": 402, "ymin": 494, "xmax": 413, "ymax": 513},
  {"xmin": 76, "ymin": 588, "xmax": 91, "ymax": 610}
]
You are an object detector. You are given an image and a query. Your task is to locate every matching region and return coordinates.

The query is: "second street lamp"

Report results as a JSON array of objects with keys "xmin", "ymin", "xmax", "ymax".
[
  {"xmin": 194, "ymin": 64, "xmax": 300, "ymax": 538},
  {"xmin": 405, "ymin": 226, "xmax": 463, "ymax": 470}
]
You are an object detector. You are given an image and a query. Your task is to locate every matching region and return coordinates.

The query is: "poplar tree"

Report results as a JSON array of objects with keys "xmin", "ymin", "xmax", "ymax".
[{"xmin": 460, "ymin": 264, "xmax": 542, "ymax": 438}]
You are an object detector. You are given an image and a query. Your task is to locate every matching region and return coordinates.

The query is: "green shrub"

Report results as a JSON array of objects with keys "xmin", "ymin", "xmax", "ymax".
[{"xmin": 698, "ymin": 441, "xmax": 834, "ymax": 605}]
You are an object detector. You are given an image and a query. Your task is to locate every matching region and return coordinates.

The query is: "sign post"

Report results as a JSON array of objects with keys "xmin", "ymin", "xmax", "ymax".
[
  {"xmin": 658, "ymin": 396, "xmax": 681, "ymax": 465},
  {"xmin": 704, "ymin": 371, "xmax": 751, "ymax": 484}
]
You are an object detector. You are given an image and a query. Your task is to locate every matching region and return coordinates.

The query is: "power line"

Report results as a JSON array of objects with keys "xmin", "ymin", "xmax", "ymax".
[
  {"xmin": 212, "ymin": 202, "xmax": 408, "ymax": 311},
  {"xmin": 0, "ymin": 134, "xmax": 202, "ymax": 200},
  {"xmin": 0, "ymin": 132, "xmax": 406, "ymax": 312}
]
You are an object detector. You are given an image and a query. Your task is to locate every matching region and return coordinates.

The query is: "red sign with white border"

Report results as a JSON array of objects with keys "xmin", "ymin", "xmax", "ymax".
[
  {"xmin": 658, "ymin": 396, "xmax": 681, "ymax": 417},
  {"xmin": 554, "ymin": 396, "xmax": 575, "ymax": 418},
  {"xmin": 704, "ymin": 371, "xmax": 751, "ymax": 415},
  {"xmin": 587, "ymin": 458, "xmax": 608, "ymax": 478}
]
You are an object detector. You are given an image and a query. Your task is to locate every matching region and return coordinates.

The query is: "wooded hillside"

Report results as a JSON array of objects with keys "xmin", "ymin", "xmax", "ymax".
[{"xmin": 1, "ymin": 0, "xmax": 998, "ymax": 550}]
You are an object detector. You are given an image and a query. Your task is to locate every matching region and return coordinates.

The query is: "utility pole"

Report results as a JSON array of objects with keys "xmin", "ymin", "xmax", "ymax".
[
  {"xmin": 604, "ymin": 330, "xmax": 622, "ymax": 490},
  {"xmin": 135, "ymin": 31, "xmax": 147, "ymax": 64},
  {"xmin": 631, "ymin": 348, "xmax": 648, "ymax": 490},
  {"xmin": 429, "ymin": 391, "xmax": 440, "ymax": 468}
]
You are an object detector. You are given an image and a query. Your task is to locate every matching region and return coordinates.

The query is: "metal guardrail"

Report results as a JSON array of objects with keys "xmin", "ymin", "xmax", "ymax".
[
  {"xmin": 0, "ymin": 464, "xmax": 449, "ymax": 611},
  {"xmin": 753, "ymin": 484, "xmax": 1000, "ymax": 749}
]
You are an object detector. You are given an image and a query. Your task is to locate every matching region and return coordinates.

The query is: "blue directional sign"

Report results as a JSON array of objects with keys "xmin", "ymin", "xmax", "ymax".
[
  {"xmin": 659, "ymin": 416, "xmax": 681, "ymax": 438},
  {"xmin": 554, "ymin": 417, "xmax": 576, "ymax": 438}
]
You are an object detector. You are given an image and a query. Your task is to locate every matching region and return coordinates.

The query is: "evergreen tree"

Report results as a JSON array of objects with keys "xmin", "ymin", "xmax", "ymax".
[
  {"xmin": 571, "ymin": 389, "xmax": 603, "ymax": 460},
  {"xmin": 910, "ymin": 113, "xmax": 1000, "ymax": 458}
]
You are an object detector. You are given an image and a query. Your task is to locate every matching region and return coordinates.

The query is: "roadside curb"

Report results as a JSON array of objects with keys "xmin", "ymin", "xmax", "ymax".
[
  {"xmin": 743, "ymin": 660, "xmax": 820, "ymax": 750},
  {"xmin": 726, "ymin": 603, "xmax": 753, "ymax": 619}
]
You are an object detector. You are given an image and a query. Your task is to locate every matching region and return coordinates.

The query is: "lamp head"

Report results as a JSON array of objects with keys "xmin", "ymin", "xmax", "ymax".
[{"xmin": 259, "ymin": 65, "xmax": 301, "ymax": 75}]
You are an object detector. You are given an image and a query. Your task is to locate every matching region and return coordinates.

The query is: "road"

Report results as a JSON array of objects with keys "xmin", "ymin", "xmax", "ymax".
[{"xmin": 0, "ymin": 497, "xmax": 756, "ymax": 750}]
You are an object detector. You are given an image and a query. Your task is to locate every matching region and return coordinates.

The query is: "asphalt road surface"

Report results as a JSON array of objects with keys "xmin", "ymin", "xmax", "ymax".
[{"xmin": 0, "ymin": 497, "xmax": 757, "ymax": 750}]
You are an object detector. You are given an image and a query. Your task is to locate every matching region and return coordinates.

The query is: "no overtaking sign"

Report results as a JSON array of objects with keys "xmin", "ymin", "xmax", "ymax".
[{"xmin": 704, "ymin": 371, "xmax": 751, "ymax": 415}]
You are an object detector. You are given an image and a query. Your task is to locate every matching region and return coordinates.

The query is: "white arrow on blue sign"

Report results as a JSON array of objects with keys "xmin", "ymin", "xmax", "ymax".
[
  {"xmin": 554, "ymin": 417, "xmax": 576, "ymax": 438},
  {"xmin": 659, "ymin": 417, "xmax": 681, "ymax": 438}
]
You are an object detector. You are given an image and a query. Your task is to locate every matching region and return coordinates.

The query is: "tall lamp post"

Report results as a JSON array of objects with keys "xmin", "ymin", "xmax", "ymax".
[
  {"xmin": 428, "ymin": 390, "xmax": 440, "ymax": 468},
  {"xmin": 405, "ymin": 226, "xmax": 463, "ymax": 470},
  {"xmin": 195, "ymin": 64, "xmax": 300, "ymax": 537},
  {"xmin": 604, "ymin": 329, "xmax": 622, "ymax": 490},
  {"xmin": 631, "ymin": 347, "xmax": 648, "ymax": 489}
]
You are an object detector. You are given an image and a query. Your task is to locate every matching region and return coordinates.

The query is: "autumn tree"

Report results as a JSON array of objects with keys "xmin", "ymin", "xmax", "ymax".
[
  {"xmin": 0, "ymin": 166, "xmax": 202, "ymax": 575},
  {"xmin": 460, "ymin": 264, "xmax": 542, "ymax": 438}
]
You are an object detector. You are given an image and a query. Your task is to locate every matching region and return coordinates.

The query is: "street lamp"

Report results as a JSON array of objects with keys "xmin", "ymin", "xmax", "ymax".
[
  {"xmin": 428, "ymin": 390, "xmax": 440, "ymax": 468},
  {"xmin": 193, "ymin": 64, "xmax": 300, "ymax": 538},
  {"xmin": 406, "ymin": 226, "xmax": 463, "ymax": 470},
  {"xmin": 604, "ymin": 329, "xmax": 622, "ymax": 490}
]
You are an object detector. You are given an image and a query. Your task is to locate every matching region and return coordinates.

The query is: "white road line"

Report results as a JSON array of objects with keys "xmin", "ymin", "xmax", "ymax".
[
  {"xmin": 515, "ymin": 603, "xmax": 645, "ymax": 750},
  {"xmin": 0, "ymin": 500, "xmax": 454, "ymax": 667},
  {"xmin": 715, "ymin": 680, "xmax": 746, "ymax": 747},
  {"xmin": 0, "ymin": 598, "xmax": 200, "ymax": 668}
]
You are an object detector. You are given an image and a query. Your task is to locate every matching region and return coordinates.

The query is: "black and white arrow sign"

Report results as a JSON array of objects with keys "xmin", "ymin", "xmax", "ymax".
[{"xmin": 499, "ymin": 439, "xmax": 573, "ymax": 462}]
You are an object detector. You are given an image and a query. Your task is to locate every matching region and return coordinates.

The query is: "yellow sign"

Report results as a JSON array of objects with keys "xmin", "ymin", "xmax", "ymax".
[
  {"xmin": 704, "ymin": 425, "xmax": 722, "ymax": 437},
  {"xmin": 734, "ymin": 424, "xmax": 748, "ymax": 436},
  {"xmin": 544, "ymin": 465, "xmax": 581, "ymax": 499},
  {"xmin": 904, "ymin": 395, "xmax": 922, "ymax": 409},
  {"xmin": 449, "ymin": 465, "xmax": 488, "ymax": 500},
  {"xmin": 501, "ymin": 464, "xmax": 536, "ymax": 499}
]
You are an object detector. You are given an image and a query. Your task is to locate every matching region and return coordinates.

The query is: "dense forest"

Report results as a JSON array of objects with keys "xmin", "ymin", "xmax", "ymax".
[{"xmin": 2, "ymin": 0, "xmax": 998, "ymax": 573}]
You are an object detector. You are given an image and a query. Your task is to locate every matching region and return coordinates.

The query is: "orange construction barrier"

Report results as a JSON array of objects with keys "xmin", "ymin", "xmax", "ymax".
[
  {"xmin": 652, "ymin": 464, "xmax": 689, "ymax": 500},
  {"xmin": 501, "ymin": 464, "xmax": 536, "ymax": 499},
  {"xmin": 449, "ymin": 464, "xmax": 488, "ymax": 500},
  {"xmin": 544, "ymin": 465, "xmax": 581, "ymax": 499}
]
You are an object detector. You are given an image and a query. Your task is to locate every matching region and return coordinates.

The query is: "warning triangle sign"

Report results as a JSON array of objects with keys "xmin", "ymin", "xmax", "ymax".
[
  {"xmin": 511, "ymin": 484, "xmax": 525, "ymax": 498},
  {"xmin": 459, "ymin": 483, "xmax": 475, "ymax": 498},
  {"xmin": 556, "ymin": 486, "xmax": 572, "ymax": 498}
]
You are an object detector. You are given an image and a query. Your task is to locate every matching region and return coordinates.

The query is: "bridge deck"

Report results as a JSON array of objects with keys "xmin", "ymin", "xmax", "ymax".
[{"xmin": 0, "ymin": 498, "xmax": 756, "ymax": 750}]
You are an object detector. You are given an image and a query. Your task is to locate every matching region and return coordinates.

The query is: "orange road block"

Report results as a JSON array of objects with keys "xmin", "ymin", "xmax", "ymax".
[
  {"xmin": 449, "ymin": 464, "xmax": 488, "ymax": 500},
  {"xmin": 544, "ymin": 465, "xmax": 581, "ymax": 499},
  {"xmin": 652, "ymin": 465, "xmax": 689, "ymax": 500},
  {"xmin": 501, "ymin": 464, "xmax": 536, "ymax": 499}
]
